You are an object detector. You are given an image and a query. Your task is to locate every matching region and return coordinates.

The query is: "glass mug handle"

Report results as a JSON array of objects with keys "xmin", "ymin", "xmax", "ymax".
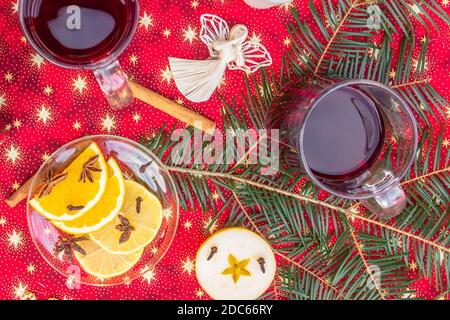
[
  {"xmin": 361, "ymin": 184, "xmax": 407, "ymax": 219},
  {"xmin": 93, "ymin": 60, "xmax": 133, "ymax": 109}
]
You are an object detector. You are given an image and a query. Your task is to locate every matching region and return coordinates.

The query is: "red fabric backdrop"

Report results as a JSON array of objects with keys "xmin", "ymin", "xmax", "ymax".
[{"xmin": 0, "ymin": 0, "xmax": 448, "ymax": 300}]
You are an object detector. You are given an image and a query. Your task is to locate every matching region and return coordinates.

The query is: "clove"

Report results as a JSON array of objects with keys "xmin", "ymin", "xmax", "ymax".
[
  {"xmin": 257, "ymin": 257, "xmax": 266, "ymax": 273},
  {"xmin": 207, "ymin": 246, "xmax": 218, "ymax": 261}
]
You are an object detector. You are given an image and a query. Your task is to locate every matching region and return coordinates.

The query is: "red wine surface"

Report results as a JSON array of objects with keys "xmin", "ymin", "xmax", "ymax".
[
  {"xmin": 24, "ymin": 0, "xmax": 137, "ymax": 66},
  {"xmin": 302, "ymin": 86, "xmax": 385, "ymax": 181}
]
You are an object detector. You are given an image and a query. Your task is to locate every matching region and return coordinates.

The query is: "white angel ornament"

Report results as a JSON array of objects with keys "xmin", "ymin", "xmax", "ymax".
[{"xmin": 169, "ymin": 14, "xmax": 273, "ymax": 103}]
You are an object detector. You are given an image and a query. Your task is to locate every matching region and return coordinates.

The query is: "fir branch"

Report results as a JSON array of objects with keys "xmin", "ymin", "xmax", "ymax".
[
  {"xmin": 166, "ymin": 166, "xmax": 348, "ymax": 213},
  {"xmin": 391, "ymin": 78, "xmax": 432, "ymax": 89},
  {"xmin": 349, "ymin": 212, "xmax": 450, "ymax": 254},
  {"xmin": 401, "ymin": 167, "xmax": 450, "ymax": 185},
  {"xmin": 314, "ymin": 0, "xmax": 362, "ymax": 74},
  {"xmin": 233, "ymin": 192, "xmax": 346, "ymax": 299},
  {"xmin": 347, "ymin": 226, "xmax": 386, "ymax": 299},
  {"xmin": 140, "ymin": 0, "xmax": 450, "ymax": 299}
]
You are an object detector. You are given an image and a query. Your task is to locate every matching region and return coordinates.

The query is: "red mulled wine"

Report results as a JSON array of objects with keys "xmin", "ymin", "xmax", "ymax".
[
  {"xmin": 22, "ymin": 0, "xmax": 138, "ymax": 66},
  {"xmin": 302, "ymin": 86, "xmax": 385, "ymax": 181}
]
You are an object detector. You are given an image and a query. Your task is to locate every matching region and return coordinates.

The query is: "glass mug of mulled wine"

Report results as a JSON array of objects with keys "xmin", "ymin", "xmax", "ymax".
[
  {"xmin": 266, "ymin": 79, "xmax": 418, "ymax": 219},
  {"xmin": 19, "ymin": 0, "xmax": 139, "ymax": 109}
]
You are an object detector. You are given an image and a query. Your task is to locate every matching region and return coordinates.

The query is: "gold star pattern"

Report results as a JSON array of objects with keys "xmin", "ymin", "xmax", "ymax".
[
  {"xmin": 442, "ymin": 138, "xmax": 449, "ymax": 148},
  {"xmin": 162, "ymin": 28, "xmax": 171, "ymax": 38},
  {"xmin": 72, "ymin": 75, "xmax": 88, "ymax": 94},
  {"xmin": 160, "ymin": 66, "xmax": 173, "ymax": 84},
  {"xmin": 176, "ymin": 97, "xmax": 184, "ymax": 105},
  {"xmin": 12, "ymin": 1, "xmax": 18, "ymax": 13},
  {"xmin": 0, "ymin": 216, "xmax": 6, "ymax": 226},
  {"xmin": 139, "ymin": 12, "xmax": 154, "ymax": 30},
  {"xmin": 442, "ymin": 0, "xmax": 449, "ymax": 6},
  {"xmin": 222, "ymin": 254, "xmax": 251, "ymax": 284},
  {"xmin": 37, "ymin": 105, "xmax": 52, "ymax": 124},
  {"xmin": 41, "ymin": 152, "xmax": 50, "ymax": 162},
  {"xmin": 184, "ymin": 220, "xmax": 192, "ymax": 230},
  {"xmin": 249, "ymin": 32, "xmax": 261, "ymax": 45},
  {"xmin": 129, "ymin": 54, "xmax": 138, "ymax": 65},
  {"xmin": 151, "ymin": 246, "xmax": 159, "ymax": 255},
  {"xmin": 203, "ymin": 217, "xmax": 218, "ymax": 234},
  {"xmin": 182, "ymin": 257, "xmax": 195, "ymax": 275},
  {"xmin": 13, "ymin": 282, "xmax": 28, "ymax": 299},
  {"xmin": 412, "ymin": 58, "xmax": 429, "ymax": 72},
  {"xmin": 13, "ymin": 118, "xmax": 21, "ymax": 129},
  {"xmin": 43, "ymin": 227, "xmax": 52, "ymax": 237},
  {"xmin": 12, "ymin": 181, "xmax": 20, "ymax": 190},
  {"xmin": 4, "ymin": 71, "xmax": 13, "ymax": 82},
  {"xmin": 409, "ymin": 261, "xmax": 418, "ymax": 271},
  {"xmin": 368, "ymin": 47, "xmax": 380, "ymax": 60},
  {"xmin": 30, "ymin": 53, "xmax": 45, "ymax": 69},
  {"xmin": 390, "ymin": 136, "xmax": 397, "ymax": 144},
  {"xmin": 279, "ymin": 0, "xmax": 294, "ymax": 11},
  {"xmin": 27, "ymin": 263, "xmax": 36, "ymax": 274},
  {"xmin": 389, "ymin": 69, "xmax": 396, "ymax": 79},
  {"xmin": 73, "ymin": 120, "xmax": 81, "ymax": 130},
  {"xmin": 133, "ymin": 112, "xmax": 141, "ymax": 123},
  {"xmin": 212, "ymin": 191, "xmax": 220, "ymax": 202},
  {"xmin": 0, "ymin": 93, "xmax": 6, "ymax": 109},
  {"xmin": 195, "ymin": 288, "xmax": 204, "ymax": 298},
  {"xmin": 65, "ymin": 275, "xmax": 76, "ymax": 289},
  {"xmin": 5, "ymin": 145, "xmax": 21, "ymax": 164},
  {"xmin": 43, "ymin": 85, "xmax": 53, "ymax": 96},
  {"xmin": 163, "ymin": 208, "xmax": 173, "ymax": 220},
  {"xmin": 283, "ymin": 36, "xmax": 291, "ymax": 47},
  {"xmin": 8, "ymin": 230, "xmax": 23, "ymax": 249},
  {"xmin": 101, "ymin": 114, "xmax": 116, "ymax": 133},
  {"xmin": 123, "ymin": 276, "xmax": 131, "ymax": 286},
  {"xmin": 191, "ymin": 0, "xmax": 199, "ymax": 8},
  {"xmin": 141, "ymin": 266, "xmax": 156, "ymax": 284},
  {"xmin": 183, "ymin": 25, "xmax": 198, "ymax": 44}
]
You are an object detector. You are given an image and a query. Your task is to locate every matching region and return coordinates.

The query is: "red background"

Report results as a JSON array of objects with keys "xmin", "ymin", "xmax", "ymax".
[{"xmin": 0, "ymin": 0, "xmax": 449, "ymax": 299}]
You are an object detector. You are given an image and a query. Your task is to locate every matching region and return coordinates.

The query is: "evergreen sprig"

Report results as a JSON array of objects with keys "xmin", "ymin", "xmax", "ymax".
[{"xmin": 141, "ymin": 0, "xmax": 450, "ymax": 299}]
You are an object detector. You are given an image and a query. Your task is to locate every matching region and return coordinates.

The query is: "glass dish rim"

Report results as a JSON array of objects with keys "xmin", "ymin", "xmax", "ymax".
[{"xmin": 25, "ymin": 134, "xmax": 180, "ymax": 287}]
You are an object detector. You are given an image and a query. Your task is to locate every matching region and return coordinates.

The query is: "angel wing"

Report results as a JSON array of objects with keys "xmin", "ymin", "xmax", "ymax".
[
  {"xmin": 228, "ymin": 42, "xmax": 273, "ymax": 73},
  {"xmin": 200, "ymin": 14, "xmax": 230, "ymax": 57}
]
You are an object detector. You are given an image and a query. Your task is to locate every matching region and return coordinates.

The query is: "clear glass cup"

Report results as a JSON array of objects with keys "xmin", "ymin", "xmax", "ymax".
[
  {"xmin": 266, "ymin": 79, "xmax": 418, "ymax": 219},
  {"xmin": 18, "ymin": 0, "xmax": 139, "ymax": 109}
]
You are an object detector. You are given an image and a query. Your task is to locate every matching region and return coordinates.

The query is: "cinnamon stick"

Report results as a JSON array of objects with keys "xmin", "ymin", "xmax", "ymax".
[
  {"xmin": 6, "ymin": 141, "xmax": 91, "ymax": 208},
  {"xmin": 129, "ymin": 81, "xmax": 216, "ymax": 135}
]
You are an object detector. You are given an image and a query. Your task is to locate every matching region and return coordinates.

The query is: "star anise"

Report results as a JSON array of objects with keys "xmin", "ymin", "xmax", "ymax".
[
  {"xmin": 79, "ymin": 155, "xmax": 102, "ymax": 183},
  {"xmin": 115, "ymin": 215, "xmax": 136, "ymax": 244},
  {"xmin": 54, "ymin": 236, "xmax": 88, "ymax": 262},
  {"xmin": 37, "ymin": 169, "xmax": 68, "ymax": 198}
]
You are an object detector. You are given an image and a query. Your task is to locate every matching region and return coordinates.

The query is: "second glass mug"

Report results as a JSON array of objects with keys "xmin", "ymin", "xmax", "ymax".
[
  {"xmin": 19, "ymin": 0, "xmax": 139, "ymax": 109},
  {"xmin": 266, "ymin": 79, "xmax": 418, "ymax": 219}
]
